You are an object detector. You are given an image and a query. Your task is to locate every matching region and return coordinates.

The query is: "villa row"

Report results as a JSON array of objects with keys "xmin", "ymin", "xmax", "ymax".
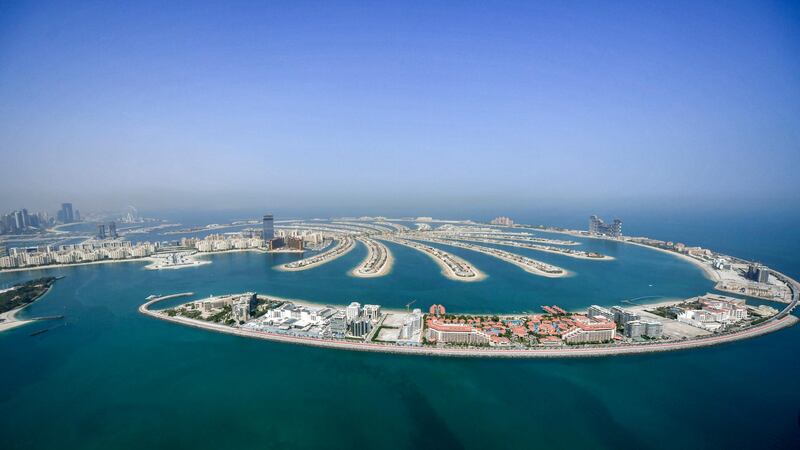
[
  {"xmin": 435, "ymin": 225, "xmax": 579, "ymax": 245},
  {"xmin": 0, "ymin": 240, "xmax": 157, "ymax": 269},
  {"xmin": 431, "ymin": 234, "xmax": 610, "ymax": 260},
  {"xmin": 379, "ymin": 236, "xmax": 483, "ymax": 280},
  {"xmin": 408, "ymin": 235, "xmax": 567, "ymax": 277},
  {"xmin": 280, "ymin": 237, "xmax": 356, "ymax": 271},
  {"xmin": 351, "ymin": 237, "xmax": 391, "ymax": 277}
]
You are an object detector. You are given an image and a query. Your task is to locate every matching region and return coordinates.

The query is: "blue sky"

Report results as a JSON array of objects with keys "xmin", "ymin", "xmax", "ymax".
[{"xmin": 1, "ymin": 1, "xmax": 798, "ymax": 213}]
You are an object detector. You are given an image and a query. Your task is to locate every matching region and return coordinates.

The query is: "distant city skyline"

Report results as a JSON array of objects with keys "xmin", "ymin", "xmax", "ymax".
[{"xmin": 1, "ymin": 1, "xmax": 799, "ymax": 212}]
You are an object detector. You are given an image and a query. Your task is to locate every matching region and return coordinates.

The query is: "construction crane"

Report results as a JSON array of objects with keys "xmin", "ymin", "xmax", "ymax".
[{"xmin": 405, "ymin": 299, "xmax": 417, "ymax": 312}]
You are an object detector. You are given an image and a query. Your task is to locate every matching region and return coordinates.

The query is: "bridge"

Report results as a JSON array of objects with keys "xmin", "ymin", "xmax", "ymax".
[{"xmin": 768, "ymin": 269, "xmax": 799, "ymax": 320}]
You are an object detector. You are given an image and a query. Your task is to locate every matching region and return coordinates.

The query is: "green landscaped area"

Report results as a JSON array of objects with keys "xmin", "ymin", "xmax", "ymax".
[{"xmin": 0, "ymin": 277, "xmax": 57, "ymax": 314}]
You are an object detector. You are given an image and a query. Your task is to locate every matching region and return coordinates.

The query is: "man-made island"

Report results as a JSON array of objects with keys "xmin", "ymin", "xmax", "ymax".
[{"xmin": 132, "ymin": 214, "xmax": 799, "ymax": 357}]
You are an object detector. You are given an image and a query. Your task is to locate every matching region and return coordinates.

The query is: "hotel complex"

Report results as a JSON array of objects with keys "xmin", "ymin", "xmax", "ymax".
[{"xmin": 589, "ymin": 215, "xmax": 623, "ymax": 237}]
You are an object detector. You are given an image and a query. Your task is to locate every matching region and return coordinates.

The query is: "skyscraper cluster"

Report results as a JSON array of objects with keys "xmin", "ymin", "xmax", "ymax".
[
  {"xmin": 1, "ymin": 202, "xmax": 80, "ymax": 235},
  {"xmin": 97, "ymin": 221, "xmax": 119, "ymax": 240},
  {"xmin": 490, "ymin": 216, "xmax": 514, "ymax": 226},
  {"xmin": 57, "ymin": 203, "xmax": 75, "ymax": 223},
  {"xmin": 1, "ymin": 209, "xmax": 50, "ymax": 235}
]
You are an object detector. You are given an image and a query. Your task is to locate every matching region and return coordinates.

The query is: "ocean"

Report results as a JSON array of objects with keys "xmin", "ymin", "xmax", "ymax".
[{"xmin": 0, "ymin": 210, "xmax": 798, "ymax": 449}]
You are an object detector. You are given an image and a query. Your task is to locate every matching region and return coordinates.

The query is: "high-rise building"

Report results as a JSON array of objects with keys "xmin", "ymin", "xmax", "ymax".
[
  {"xmin": 286, "ymin": 236, "xmax": 304, "ymax": 250},
  {"xmin": 349, "ymin": 319, "xmax": 373, "ymax": 337},
  {"xmin": 109, "ymin": 222, "xmax": 118, "ymax": 239},
  {"xmin": 328, "ymin": 312, "xmax": 347, "ymax": 338},
  {"xmin": 588, "ymin": 305, "xmax": 614, "ymax": 321},
  {"xmin": 624, "ymin": 320, "xmax": 662, "ymax": 338},
  {"xmin": 562, "ymin": 321, "xmax": 616, "ymax": 344},
  {"xmin": 611, "ymin": 219, "xmax": 622, "ymax": 237},
  {"xmin": 97, "ymin": 224, "xmax": 107, "ymax": 239},
  {"xmin": 231, "ymin": 293, "xmax": 257, "ymax": 323},
  {"xmin": 490, "ymin": 216, "xmax": 514, "ymax": 226},
  {"xmin": 624, "ymin": 321, "xmax": 646, "ymax": 339},
  {"xmin": 610, "ymin": 306, "xmax": 640, "ymax": 326},
  {"xmin": 363, "ymin": 304, "xmax": 381, "ymax": 321},
  {"xmin": 644, "ymin": 321, "xmax": 663, "ymax": 338},
  {"xmin": 14, "ymin": 211, "xmax": 22, "ymax": 230},
  {"xmin": 28, "ymin": 212, "xmax": 40, "ymax": 228},
  {"xmin": 60, "ymin": 203, "xmax": 74, "ymax": 223},
  {"xmin": 747, "ymin": 264, "xmax": 770, "ymax": 283},
  {"xmin": 267, "ymin": 237, "xmax": 285, "ymax": 250},
  {"xmin": 263, "ymin": 214, "xmax": 274, "ymax": 240},
  {"xmin": 398, "ymin": 308, "xmax": 424, "ymax": 341},
  {"xmin": 589, "ymin": 215, "xmax": 622, "ymax": 237},
  {"xmin": 346, "ymin": 302, "xmax": 361, "ymax": 323}
]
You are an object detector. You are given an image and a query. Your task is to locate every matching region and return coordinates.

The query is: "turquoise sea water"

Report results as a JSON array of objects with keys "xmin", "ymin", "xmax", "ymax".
[{"xmin": 1, "ymin": 212, "xmax": 798, "ymax": 449}]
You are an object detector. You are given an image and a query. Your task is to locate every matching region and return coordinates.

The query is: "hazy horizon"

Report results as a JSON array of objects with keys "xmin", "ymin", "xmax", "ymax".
[{"xmin": 2, "ymin": 1, "xmax": 799, "ymax": 213}]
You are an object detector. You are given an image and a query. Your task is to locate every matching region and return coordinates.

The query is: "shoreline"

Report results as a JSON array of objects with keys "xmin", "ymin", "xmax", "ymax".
[
  {"xmin": 619, "ymin": 240, "xmax": 721, "ymax": 282},
  {"xmin": 141, "ymin": 293, "xmax": 798, "ymax": 359},
  {"xmin": 0, "ymin": 257, "xmax": 151, "ymax": 274}
]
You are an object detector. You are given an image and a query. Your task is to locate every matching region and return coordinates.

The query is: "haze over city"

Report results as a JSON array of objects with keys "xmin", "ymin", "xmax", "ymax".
[{"xmin": 1, "ymin": 1, "xmax": 799, "ymax": 214}]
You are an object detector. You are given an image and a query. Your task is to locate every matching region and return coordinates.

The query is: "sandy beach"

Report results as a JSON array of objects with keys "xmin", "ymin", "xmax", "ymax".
[
  {"xmin": 622, "ymin": 240, "xmax": 721, "ymax": 282},
  {"xmin": 0, "ymin": 308, "xmax": 32, "ymax": 332}
]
